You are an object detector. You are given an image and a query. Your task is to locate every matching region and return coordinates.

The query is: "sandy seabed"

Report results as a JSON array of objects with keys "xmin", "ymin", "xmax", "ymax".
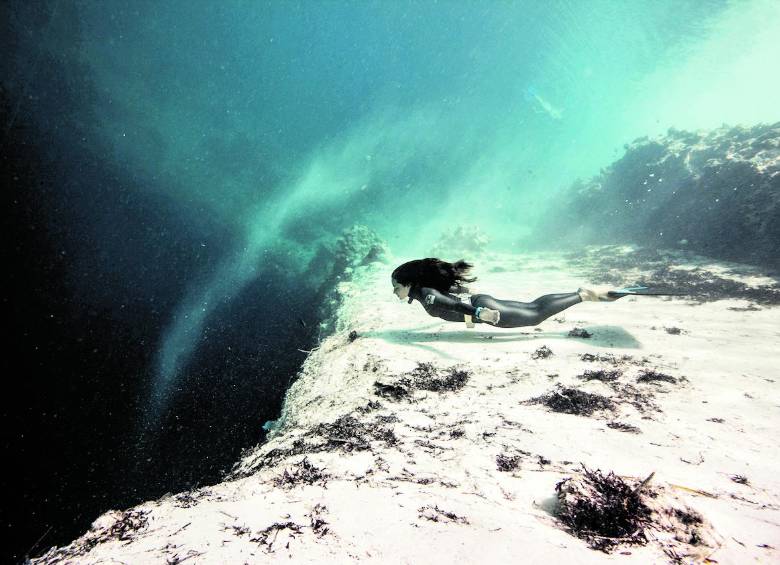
[{"xmin": 33, "ymin": 246, "xmax": 780, "ymax": 564}]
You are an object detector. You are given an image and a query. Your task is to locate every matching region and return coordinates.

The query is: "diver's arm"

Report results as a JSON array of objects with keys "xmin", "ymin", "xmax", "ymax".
[
  {"xmin": 420, "ymin": 287, "xmax": 477, "ymax": 316},
  {"xmin": 419, "ymin": 287, "xmax": 500, "ymax": 324},
  {"xmin": 420, "ymin": 287, "xmax": 501, "ymax": 324}
]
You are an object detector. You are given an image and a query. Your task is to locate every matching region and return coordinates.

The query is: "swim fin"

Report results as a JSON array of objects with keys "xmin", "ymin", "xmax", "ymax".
[{"xmin": 607, "ymin": 286, "xmax": 687, "ymax": 297}]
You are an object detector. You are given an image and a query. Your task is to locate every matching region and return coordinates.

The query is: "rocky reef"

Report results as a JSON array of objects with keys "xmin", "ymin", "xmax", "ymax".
[{"xmin": 534, "ymin": 123, "xmax": 780, "ymax": 271}]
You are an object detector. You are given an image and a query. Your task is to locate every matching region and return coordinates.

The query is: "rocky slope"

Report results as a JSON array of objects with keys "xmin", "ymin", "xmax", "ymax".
[{"xmin": 30, "ymin": 246, "xmax": 780, "ymax": 564}]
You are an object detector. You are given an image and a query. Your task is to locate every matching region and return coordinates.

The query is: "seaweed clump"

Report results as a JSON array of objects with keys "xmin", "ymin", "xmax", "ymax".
[
  {"xmin": 32, "ymin": 510, "xmax": 151, "ymax": 563},
  {"xmin": 555, "ymin": 466, "xmax": 652, "ymax": 552},
  {"xmin": 272, "ymin": 457, "xmax": 329, "ymax": 489},
  {"xmin": 313, "ymin": 415, "xmax": 398, "ymax": 451},
  {"xmin": 374, "ymin": 380, "xmax": 413, "ymax": 401},
  {"xmin": 496, "ymin": 453, "xmax": 523, "ymax": 472},
  {"xmin": 578, "ymin": 369, "xmax": 622, "ymax": 383},
  {"xmin": 418, "ymin": 504, "xmax": 469, "ymax": 524},
  {"xmin": 409, "ymin": 362, "xmax": 470, "ymax": 392},
  {"xmin": 637, "ymin": 370, "xmax": 677, "ymax": 384},
  {"xmin": 172, "ymin": 488, "xmax": 212, "ymax": 508},
  {"xmin": 531, "ymin": 345, "xmax": 554, "ymax": 359},
  {"xmin": 568, "ymin": 327, "xmax": 593, "ymax": 338},
  {"xmin": 526, "ymin": 386, "xmax": 615, "ymax": 416},
  {"xmin": 607, "ymin": 421, "xmax": 641, "ymax": 434},
  {"xmin": 580, "ymin": 352, "xmax": 638, "ymax": 365},
  {"xmin": 230, "ymin": 412, "xmax": 401, "ymax": 477},
  {"xmin": 374, "ymin": 362, "xmax": 470, "ymax": 400}
]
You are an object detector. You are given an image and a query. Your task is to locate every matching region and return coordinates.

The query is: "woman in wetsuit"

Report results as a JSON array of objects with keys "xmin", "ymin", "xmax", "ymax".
[{"xmin": 391, "ymin": 258, "xmax": 623, "ymax": 329}]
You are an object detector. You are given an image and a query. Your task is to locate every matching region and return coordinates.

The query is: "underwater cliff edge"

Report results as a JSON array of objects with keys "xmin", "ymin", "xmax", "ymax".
[{"xmin": 29, "ymin": 243, "xmax": 780, "ymax": 563}]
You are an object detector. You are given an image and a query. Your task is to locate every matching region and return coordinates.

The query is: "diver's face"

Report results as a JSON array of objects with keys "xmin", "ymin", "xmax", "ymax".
[{"xmin": 392, "ymin": 279, "xmax": 411, "ymax": 301}]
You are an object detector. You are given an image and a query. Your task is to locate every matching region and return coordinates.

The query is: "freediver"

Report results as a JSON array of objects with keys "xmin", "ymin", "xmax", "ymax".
[{"xmin": 391, "ymin": 258, "xmax": 638, "ymax": 328}]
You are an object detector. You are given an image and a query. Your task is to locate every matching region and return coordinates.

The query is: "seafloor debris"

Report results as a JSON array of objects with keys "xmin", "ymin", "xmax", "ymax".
[
  {"xmin": 531, "ymin": 345, "xmax": 554, "ymax": 359},
  {"xmin": 272, "ymin": 457, "xmax": 329, "ymax": 489},
  {"xmin": 612, "ymin": 383, "xmax": 660, "ymax": 413},
  {"xmin": 172, "ymin": 488, "xmax": 213, "ymax": 508},
  {"xmin": 236, "ymin": 413, "xmax": 399, "ymax": 475},
  {"xmin": 496, "ymin": 453, "xmax": 524, "ymax": 472},
  {"xmin": 374, "ymin": 362, "xmax": 471, "ymax": 401},
  {"xmin": 250, "ymin": 521, "xmax": 304, "ymax": 552},
  {"xmin": 32, "ymin": 509, "xmax": 151, "ymax": 563},
  {"xmin": 555, "ymin": 466, "xmax": 652, "ymax": 552},
  {"xmin": 418, "ymin": 504, "xmax": 469, "ymax": 524},
  {"xmin": 727, "ymin": 303, "xmax": 762, "ymax": 311},
  {"xmin": 568, "ymin": 327, "xmax": 593, "ymax": 338},
  {"xmin": 408, "ymin": 361, "xmax": 470, "ymax": 392},
  {"xmin": 578, "ymin": 368, "xmax": 623, "ymax": 382},
  {"xmin": 607, "ymin": 421, "xmax": 642, "ymax": 434},
  {"xmin": 356, "ymin": 399, "xmax": 383, "ymax": 413},
  {"xmin": 554, "ymin": 466, "xmax": 720, "ymax": 559},
  {"xmin": 313, "ymin": 415, "xmax": 398, "ymax": 451},
  {"xmin": 637, "ymin": 370, "xmax": 677, "ymax": 384},
  {"xmin": 580, "ymin": 352, "xmax": 647, "ymax": 366},
  {"xmin": 374, "ymin": 380, "xmax": 413, "ymax": 401},
  {"xmin": 224, "ymin": 523, "xmax": 251, "ymax": 536},
  {"xmin": 307, "ymin": 504, "xmax": 330, "ymax": 537},
  {"xmin": 525, "ymin": 386, "xmax": 615, "ymax": 416}
]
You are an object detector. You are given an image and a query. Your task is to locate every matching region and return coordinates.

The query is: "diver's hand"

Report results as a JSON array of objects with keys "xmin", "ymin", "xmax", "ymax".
[{"xmin": 477, "ymin": 308, "xmax": 500, "ymax": 324}]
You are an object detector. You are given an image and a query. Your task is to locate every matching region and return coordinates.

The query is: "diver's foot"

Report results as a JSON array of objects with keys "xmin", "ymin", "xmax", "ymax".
[{"xmin": 577, "ymin": 286, "xmax": 622, "ymax": 302}]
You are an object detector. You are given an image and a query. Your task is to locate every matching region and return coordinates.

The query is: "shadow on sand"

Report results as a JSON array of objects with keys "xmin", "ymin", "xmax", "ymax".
[{"xmin": 363, "ymin": 324, "xmax": 641, "ymax": 360}]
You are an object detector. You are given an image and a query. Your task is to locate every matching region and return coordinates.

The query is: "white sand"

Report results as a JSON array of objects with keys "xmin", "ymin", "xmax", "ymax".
[{"xmin": 33, "ymin": 247, "xmax": 780, "ymax": 564}]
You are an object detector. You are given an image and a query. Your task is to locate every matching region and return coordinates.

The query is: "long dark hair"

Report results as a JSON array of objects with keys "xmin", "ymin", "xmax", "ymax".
[{"xmin": 391, "ymin": 258, "xmax": 477, "ymax": 294}]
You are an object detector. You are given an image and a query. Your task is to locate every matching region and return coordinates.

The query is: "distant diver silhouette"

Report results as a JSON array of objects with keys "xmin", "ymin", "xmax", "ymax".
[{"xmin": 391, "ymin": 258, "xmax": 640, "ymax": 329}]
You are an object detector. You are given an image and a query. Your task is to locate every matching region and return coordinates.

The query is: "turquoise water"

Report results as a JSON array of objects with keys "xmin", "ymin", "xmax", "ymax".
[
  {"xmin": 65, "ymin": 0, "xmax": 780, "ymax": 400},
  {"xmin": 4, "ymin": 1, "xmax": 780, "ymax": 559}
]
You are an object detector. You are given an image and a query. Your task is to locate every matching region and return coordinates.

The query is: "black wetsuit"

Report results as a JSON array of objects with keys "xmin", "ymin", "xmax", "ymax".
[{"xmin": 408, "ymin": 285, "xmax": 583, "ymax": 329}]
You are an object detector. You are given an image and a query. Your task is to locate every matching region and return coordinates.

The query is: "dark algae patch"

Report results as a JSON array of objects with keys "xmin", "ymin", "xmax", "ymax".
[
  {"xmin": 374, "ymin": 380, "xmax": 413, "ymax": 401},
  {"xmin": 531, "ymin": 345, "xmax": 554, "ymax": 359},
  {"xmin": 313, "ymin": 415, "xmax": 398, "ymax": 451},
  {"xmin": 607, "ymin": 421, "xmax": 641, "ymax": 434},
  {"xmin": 272, "ymin": 457, "xmax": 329, "ymax": 489},
  {"xmin": 568, "ymin": 327, "xmax": 593, "ymax": 338},
  {"xmin": 418, "ymin": 505, "xmax": 469, "ymax": 525},
  {"xmin": 525, "ymin": 386, "xmax": 615, "ymax": 416},
  {"xmin": 555, "ymin": 466, "xmax": 653, "ymax": 552},
  {"xmin": 637, "ymin": 370, "xmax": 677, "ymax": 384},
  {"xmin": 374, "ymin": 362, "xmax": 470, "ymax": 400},
  {"xmin": 496, "ymin": 453, "xmax": 523, "ymax": 472},
  {"xmin": 33, "ymin": 510, "xmax": 151, "ymax": 563},
  {"xmin": 578, "ymin": 369, "xmax": 623, "ymax": 382},
  {"xmin": 233, "ymin": 414, "xmax": 399, "ymax": 475},
  {"xmin": 415, "ymin": 368, "xmax": 469, "ymax": 392},
  {"xmin": 580, "ymin": 352, "xmax": 640, "ymax": 365},
  {"xmin": 554, "ymin": 466, "xmax": 719, "ymax": 559}
]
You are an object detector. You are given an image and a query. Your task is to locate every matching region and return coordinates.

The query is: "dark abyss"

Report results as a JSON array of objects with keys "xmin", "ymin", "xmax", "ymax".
[{"xmin": 1, "ymin": 3, "xmax": 318, "ymax": 562}]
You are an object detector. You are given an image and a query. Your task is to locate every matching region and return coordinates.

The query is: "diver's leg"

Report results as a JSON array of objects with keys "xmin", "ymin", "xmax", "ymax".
[
  {"xmin": 530, "ymin": 292, "xmax": 583, "ymax": 322},
  {"xmin": 473, "ymin": 293, "xmax": 583, "ymax": 328}
]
